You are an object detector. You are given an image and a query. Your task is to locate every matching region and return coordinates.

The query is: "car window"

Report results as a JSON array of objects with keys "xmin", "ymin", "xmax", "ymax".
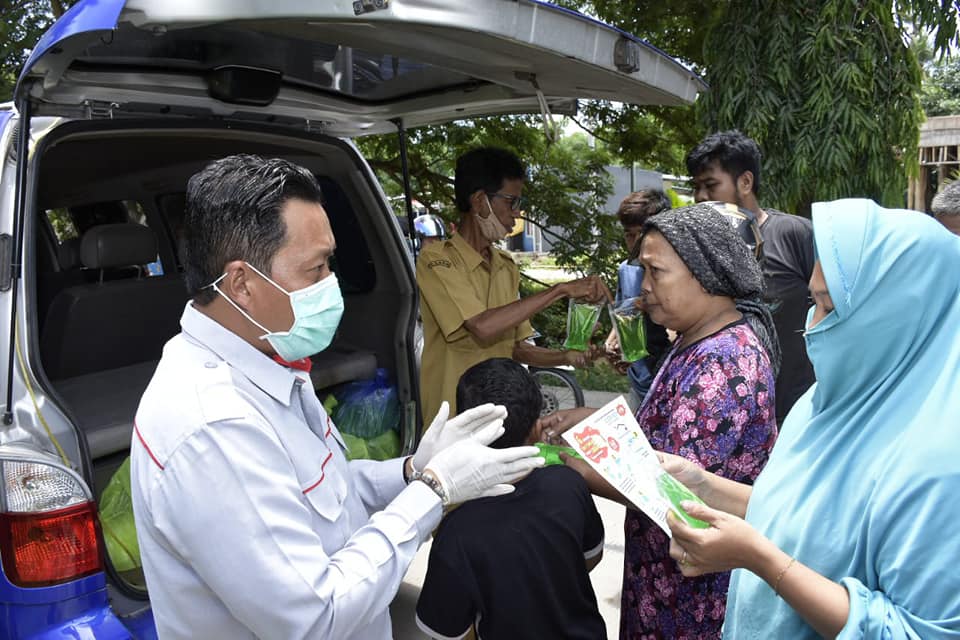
[{"xmin": 45, "ymin": 208, "xmax": 80, "ymax": 244}]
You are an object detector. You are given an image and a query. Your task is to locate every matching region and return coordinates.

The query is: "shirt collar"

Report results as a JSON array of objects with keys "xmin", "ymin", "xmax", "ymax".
[
  {"xmin": 180, "ymin": 302, "xmax": 300, "ymax": 406},
  {"xmin": 450, "ymin": 232, "xmax": 508, "ymax": 272}
]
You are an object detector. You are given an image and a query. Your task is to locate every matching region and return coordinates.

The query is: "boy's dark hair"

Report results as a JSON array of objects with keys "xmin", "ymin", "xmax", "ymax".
[
  {"xmin": 454, "ymin": 147, "xmax": 526, "ymax": 213},
  {"xmin": 181, "ymin": 155, "xmax": 324, "ymax": 304},
  {"xmin": 616, "ymin": 189, "xmax": 672, "ymax": 227},
  {"xmin": 456, "ymin": 358, "xmax": 542, "ymax": 449},
  {"xmin": 685, "ymin": 130, "xmax": 763, "ymax": 197}
]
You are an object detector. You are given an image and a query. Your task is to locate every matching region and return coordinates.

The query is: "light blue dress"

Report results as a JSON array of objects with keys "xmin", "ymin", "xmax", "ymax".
[{"xmin": 723, "ymin": 199, "xmax": 960, "ymax": 639}]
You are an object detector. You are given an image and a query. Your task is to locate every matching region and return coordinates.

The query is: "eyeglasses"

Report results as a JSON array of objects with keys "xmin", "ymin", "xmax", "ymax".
[{"xmin": 486, "ymin": 192, "xmax": 525, "ymax": 212}]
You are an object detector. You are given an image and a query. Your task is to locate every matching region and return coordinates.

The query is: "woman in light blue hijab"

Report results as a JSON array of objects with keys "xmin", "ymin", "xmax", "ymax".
[{"xmin": 663, "ymin": 199, "xmax": 960, "ymax": 638}]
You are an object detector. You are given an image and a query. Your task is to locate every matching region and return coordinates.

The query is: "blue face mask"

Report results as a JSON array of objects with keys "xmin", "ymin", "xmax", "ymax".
[
  {"xmin": 210, "ymin": 263, "xmax": 344, "ymax": 361},
  {"xmin": 802, "ymin": 305, "xmax": 840, "ymax": 371}
]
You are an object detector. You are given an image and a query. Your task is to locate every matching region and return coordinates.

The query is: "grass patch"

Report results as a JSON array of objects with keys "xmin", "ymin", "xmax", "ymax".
[{"xmin": 573, "ymin": 359, "xmax": 631, "ymax": 393}]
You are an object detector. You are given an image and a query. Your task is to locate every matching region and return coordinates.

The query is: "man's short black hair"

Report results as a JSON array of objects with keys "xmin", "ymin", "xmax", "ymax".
[
  {"xmin": 181, "ymin": 155, "xmax": 324, "ymax": 304},
  {"xmin": 456, "ymin": 358, "xmax": 542, "ymax": 449},
  {"xmin": 686, "ymin": 130, "xmax": 762, "ymax": 197},
  {"xmin": 616, "ymin": 189, "xmax": 672, "ymax": 227},
  {"xmin": 454, "ymin": 147, "xmax": 526, "ymax": 213}
]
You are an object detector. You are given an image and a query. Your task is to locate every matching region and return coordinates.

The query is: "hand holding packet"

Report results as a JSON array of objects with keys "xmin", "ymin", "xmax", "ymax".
[{"xmin": 561, "ymin": 396, "xmax": 708, "ymax": 535}]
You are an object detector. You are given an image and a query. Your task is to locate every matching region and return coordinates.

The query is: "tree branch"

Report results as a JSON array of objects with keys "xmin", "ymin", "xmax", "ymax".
[{"xmin": 50, "ymin": 0, "xmax": 68, "ymax": 18}]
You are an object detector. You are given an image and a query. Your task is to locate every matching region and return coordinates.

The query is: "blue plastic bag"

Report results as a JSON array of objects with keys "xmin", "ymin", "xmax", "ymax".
[{"xmin": 331, "ymin": 369, "xmax": 400, "ymax": 438}]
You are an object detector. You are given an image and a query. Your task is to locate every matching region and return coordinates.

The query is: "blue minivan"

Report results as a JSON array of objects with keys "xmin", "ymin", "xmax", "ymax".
[{"xmin": 0, "ymin": 1, "xmax": 703, "ymax": 636}]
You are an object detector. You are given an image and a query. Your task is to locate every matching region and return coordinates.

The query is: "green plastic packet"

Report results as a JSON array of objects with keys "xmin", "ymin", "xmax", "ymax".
[
  {"xmin": 341, "ymin": 432, "xmax": 369, "ymax": 460},
  {"xmin": 610, "ymin": 297, "xmax": 649, "ymax": 362},
  {"xmin": 322, "ymin": 394, "xmax": 338, "ymax": 415},
  {"xmin": 535, "ymin": 442, "xmax": 583, "ymax": 466},
  {"xmin": 657, "ymin": 473, "xmax": 710, "ymax": 529},
  {"xmin": 366, "ymin": 429, "xmax": 402, "ymax": 461},
  {"xmin": 563, "ymin": 300, "xmax": 602, "ymax": 351},
  {"xmin": 98, "ymin": 457, "xmax": 142, "ymax": 572}
]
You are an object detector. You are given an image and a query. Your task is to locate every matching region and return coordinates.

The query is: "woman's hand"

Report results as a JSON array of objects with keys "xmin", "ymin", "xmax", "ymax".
[
  {"xmin": 657, "ymin": 451, "xmax": 709, "ymax": 500},
  {"xmin": 671, "ymin": 501, "xmax": 852, "ymax": 639},
  {"xmin": 539, "ymin": 407, "xmax": 596, "ymax": 445},
  {"xmin": 667, "ymin": 501, "xmax": 766, "ymax": 577}
]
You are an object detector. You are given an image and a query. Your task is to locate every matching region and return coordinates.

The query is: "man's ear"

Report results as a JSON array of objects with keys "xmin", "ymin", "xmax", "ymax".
[
  {"xmin": 219, "ymin": 260, "xmax": 254, "ymax": 306},
  {"xmin": 737, "ymin": 170, "xmax": 755, "ymax": 198},
  {"xmin": 472, "ymin": 190, "xmax": 491, "ymax": 218}
]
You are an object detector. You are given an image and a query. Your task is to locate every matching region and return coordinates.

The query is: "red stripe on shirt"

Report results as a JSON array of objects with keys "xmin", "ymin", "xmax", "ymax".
[
  {"xmin": 325, "ymin": 416, "xmax": 333, "ymax": 439},
  {"xmin": 134, "ymin": 422, "xmax": 165, "ymax": 470},
  {"xmin": 302, "ymin": 452, "xmax": 334, "ymax": 494}
]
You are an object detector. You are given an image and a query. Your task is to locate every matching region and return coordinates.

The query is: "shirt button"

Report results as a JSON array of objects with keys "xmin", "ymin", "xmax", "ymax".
[{"xmin": 204, "ymin": 362, "xmax": 218, "ymax": 369}]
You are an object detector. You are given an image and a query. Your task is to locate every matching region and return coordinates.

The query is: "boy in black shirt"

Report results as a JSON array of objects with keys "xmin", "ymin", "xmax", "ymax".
[{"xmin": 415, "ymin": 358, "xmax": 606, "ymax": 640}]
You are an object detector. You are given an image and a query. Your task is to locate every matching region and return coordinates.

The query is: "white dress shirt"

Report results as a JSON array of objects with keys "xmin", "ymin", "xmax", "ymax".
[{"xmin": 131, "ymin": 302, "xmax": 442, "ymax": 639}]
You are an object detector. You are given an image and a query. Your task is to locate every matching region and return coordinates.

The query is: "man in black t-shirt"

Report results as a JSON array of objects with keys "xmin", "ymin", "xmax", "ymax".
[
  {"xmin": 687, "ymin": 130, "xmax": 816, "ymax": 423},
  {"xmin": 415, "ymin": 358, "xmax": 605, "ymax": 640}
]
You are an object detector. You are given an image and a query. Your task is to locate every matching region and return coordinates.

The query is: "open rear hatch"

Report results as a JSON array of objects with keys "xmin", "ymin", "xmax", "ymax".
[{"xmin": 18, "ymin": 0, "xmax": 704, "ymax": 134}]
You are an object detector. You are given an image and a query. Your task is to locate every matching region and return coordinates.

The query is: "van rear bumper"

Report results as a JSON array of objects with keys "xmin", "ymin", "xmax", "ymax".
[{"xmin": 0, "ymin": 574, "xmax": 153, "ymax": 639}]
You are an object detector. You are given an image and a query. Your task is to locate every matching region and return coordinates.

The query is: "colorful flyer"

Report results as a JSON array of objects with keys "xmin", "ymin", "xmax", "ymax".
[{"xmin": 562, "ymin": 395, "xmax": 708, "ymax": 537}]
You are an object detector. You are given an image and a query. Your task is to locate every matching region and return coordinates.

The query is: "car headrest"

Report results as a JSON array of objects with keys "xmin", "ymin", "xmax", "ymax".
[
  {"xmin": 80, "ymin": 224, "xmax": 158, "ymax": 269},
  {"xmin": 57, "ymin": 237, "xmax": 82, "ymax": 270}
]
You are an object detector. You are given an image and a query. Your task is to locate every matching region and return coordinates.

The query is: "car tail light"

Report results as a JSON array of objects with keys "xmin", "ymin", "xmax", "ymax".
[{"xmin": 0, "ymin": 459, "xmax": 102, "ymax": 587}]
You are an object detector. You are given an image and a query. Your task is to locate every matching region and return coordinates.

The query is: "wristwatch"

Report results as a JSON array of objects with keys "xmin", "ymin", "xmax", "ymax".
[{"xmin": 411, "ymin": 469, "xmax": 448, "ymax": 505}]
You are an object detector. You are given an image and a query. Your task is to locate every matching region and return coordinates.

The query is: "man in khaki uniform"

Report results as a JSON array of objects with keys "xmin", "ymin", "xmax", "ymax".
[{"xmin": 417, "ymin": 147, "xmax": 610, "ymax": 421}]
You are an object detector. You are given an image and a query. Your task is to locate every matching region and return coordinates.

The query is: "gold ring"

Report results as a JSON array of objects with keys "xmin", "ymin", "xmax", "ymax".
[{"xmin": 681, "ymin": 550, "xmax": 689, "ymax": 566}]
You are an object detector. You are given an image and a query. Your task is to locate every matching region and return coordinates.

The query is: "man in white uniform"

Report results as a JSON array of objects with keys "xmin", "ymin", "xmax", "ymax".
[{"xmin": 130, "ymin": 155, "xmax": 542, "ymax": 639}]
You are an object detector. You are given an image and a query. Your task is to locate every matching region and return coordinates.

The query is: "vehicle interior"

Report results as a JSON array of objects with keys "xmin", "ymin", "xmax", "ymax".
[{"xmin": 26, "ymin": 119, "xmax": 418, "ymax": 595}]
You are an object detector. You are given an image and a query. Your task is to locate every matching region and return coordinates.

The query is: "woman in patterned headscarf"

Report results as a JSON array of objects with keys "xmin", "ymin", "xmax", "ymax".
[{"xmin": 551, "ymin": 202, "xmax": 780, "ymax": 639}]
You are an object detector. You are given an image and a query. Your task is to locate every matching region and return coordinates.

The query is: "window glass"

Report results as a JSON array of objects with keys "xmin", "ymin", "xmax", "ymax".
[{"xmin": 45, "ymin": 208, "xmax": 79, "ymax": 243}]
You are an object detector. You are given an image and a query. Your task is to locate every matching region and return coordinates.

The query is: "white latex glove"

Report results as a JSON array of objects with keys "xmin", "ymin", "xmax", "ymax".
[
  {"xmin": 411, "ymin": 401, "xmax": 508, "ymax": 472},
  {"xmin": 424, "ymin": 439, "xmax": 544, "ymax": 505}
]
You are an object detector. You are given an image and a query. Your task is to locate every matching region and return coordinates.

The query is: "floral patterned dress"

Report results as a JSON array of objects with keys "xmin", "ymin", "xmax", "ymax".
[{"xmin": 620, "ymin": 321, "xmax": 778, "ymax": 640}]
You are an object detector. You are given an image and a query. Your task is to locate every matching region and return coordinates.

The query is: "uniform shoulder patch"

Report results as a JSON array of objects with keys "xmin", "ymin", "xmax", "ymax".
[{"xmin": 426, "ymin": 258, "xmax": 453, "ymax": 269}]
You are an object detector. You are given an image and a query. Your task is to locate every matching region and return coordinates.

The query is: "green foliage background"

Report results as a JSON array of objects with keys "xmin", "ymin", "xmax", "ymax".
[
  {"xmin": 1, "ymin": 0, "xmax": 71, "ymax": 101},
  {"xmin": 359, "ymin": 120, "xmax": 622, "ymax": 285},
  {"xmin": 697, "ymin": 1, "xmax": 923, "ymax": 215}
]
